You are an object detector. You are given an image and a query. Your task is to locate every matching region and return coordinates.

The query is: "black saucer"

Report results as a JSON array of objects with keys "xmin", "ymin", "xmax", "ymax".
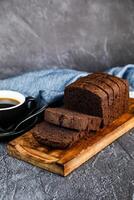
[{"xmin": 0, "ymin": 115, "xmax": 38, "ymax": 141}]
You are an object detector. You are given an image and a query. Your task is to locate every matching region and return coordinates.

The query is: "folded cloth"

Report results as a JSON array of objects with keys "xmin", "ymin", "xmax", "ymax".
[
  {"xmin": 0, "ymin": 64, "xmax": 133, "ymax": 106},
  {"xmin": 107, "ymin": 64, "xmax": 134, "ymax": 98},
  {"xmin": 0, "ymin": 69, "xmax": 88, "ymax": 106}
]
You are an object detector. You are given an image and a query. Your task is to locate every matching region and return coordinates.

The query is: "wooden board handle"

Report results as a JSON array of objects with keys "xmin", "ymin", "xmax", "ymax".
[{"xmin": 15, "ymin": 144, "xmax": 59, "ymax": 164}]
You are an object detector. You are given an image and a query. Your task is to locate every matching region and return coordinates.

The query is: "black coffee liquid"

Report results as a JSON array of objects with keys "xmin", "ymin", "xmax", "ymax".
[{"xmin": 0, "ymin": 98, "xmax": 20, "ymax": 108}]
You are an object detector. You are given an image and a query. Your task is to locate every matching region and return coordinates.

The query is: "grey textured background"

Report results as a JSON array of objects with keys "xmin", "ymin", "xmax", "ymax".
[
  {"xmin": 0, "ymin": 0, "xmax": 134, "ymax": 78},
  {"xmin": 0, "ymin": 0, "xmax": 134, "ymax": 199}
]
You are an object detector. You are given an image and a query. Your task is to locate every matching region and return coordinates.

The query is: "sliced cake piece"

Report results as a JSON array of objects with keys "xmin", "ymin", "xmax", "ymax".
[
  {"xmin": 123, "ymin": 79, "xmax": 129, "ymax": 111},
  {"xmin": 44, "ymin": 107, "xmax": 102, "ymax": 131},
  {"xmin": 32, "ymin": 121, "xmax": 86, "ymax": 149}
]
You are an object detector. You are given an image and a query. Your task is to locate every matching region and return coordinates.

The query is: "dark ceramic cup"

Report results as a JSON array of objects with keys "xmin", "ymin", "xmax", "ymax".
[{"xmin": 0, "ymin": 90, "xmax": 35, "ymax": 129}]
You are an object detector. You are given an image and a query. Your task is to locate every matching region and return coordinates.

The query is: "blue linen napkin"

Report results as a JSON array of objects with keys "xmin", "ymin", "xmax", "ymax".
[
  {"xmin": 0, "ymin": 64, "xmax": 134, "ymax": 106},
  {"xmin": 107, "ymin": 64, "xmax": 134, "ymax": 97},
  {"xmin": 0, "ymin": 69, "xmax": 88, "ymax": 106}
]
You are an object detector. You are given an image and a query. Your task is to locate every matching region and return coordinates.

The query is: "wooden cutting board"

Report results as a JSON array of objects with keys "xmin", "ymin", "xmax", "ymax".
[{"xmin": 7, "ymin": 98, "xmax": 134, "ymax": 176}]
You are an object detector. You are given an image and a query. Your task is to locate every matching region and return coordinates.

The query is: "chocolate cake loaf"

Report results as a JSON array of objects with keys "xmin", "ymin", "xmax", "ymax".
[
  {"xmin": 45, "ymin": 107, "xmax": 102, "ymax": 131},
  {"xmin": 64, "ymin": 73, "xmax": 129, "ymax": 126},
  {"xmin": 83, "ymin": 73, "xmax": 127, "ymax": 121},
  {"xmin": 32, "ymin": 121, "xmax": 86, "ymax": 149}
]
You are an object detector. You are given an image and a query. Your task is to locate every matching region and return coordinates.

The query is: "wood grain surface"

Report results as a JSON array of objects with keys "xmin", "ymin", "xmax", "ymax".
[{"xmin": 7, "ymin": 99, "xmax": 134, "ymax": 176}]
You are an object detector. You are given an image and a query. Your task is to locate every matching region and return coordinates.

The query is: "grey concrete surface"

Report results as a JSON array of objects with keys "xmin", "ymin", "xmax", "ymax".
[
  {"xmin": 0, "ymin": 0, "xmax": 134, "ymax": 78},
  {"xmin": 0, "ymin": 129, "xmax": 134, "ymax": 200}
]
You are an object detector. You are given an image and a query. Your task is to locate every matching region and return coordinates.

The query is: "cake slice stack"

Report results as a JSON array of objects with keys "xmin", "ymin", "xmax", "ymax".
[
  {"xmin": 32, "ymin": 72, "xmax": 129, "ymax": 149},
  {"xmin": 32, "ymin": 107, "xmax": 102, "ymax": 149}
]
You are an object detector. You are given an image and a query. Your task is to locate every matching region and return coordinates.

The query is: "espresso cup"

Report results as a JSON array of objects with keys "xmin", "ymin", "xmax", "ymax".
[{"xmin": 0, "ymin": 90, "xmax": 36, "ymax": 129}]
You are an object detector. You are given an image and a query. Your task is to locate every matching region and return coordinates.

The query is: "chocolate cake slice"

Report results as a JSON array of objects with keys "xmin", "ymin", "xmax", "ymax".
[
  {"xmin": 45, "ymin": 107, "xmax": 102, "ymax": 131},
  {"xmin": 122, "ymin": 79, "xmax": 129, "ymax": 111},
  {"xmin": 32, "ymin": 121, "xmax": 86, "ymax": 149}
]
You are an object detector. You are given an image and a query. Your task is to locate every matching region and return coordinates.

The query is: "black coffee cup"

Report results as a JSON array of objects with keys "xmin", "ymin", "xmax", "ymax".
[{"xmin": 0, "ymin": 90, "xmax": 36, "ymax": 129}]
